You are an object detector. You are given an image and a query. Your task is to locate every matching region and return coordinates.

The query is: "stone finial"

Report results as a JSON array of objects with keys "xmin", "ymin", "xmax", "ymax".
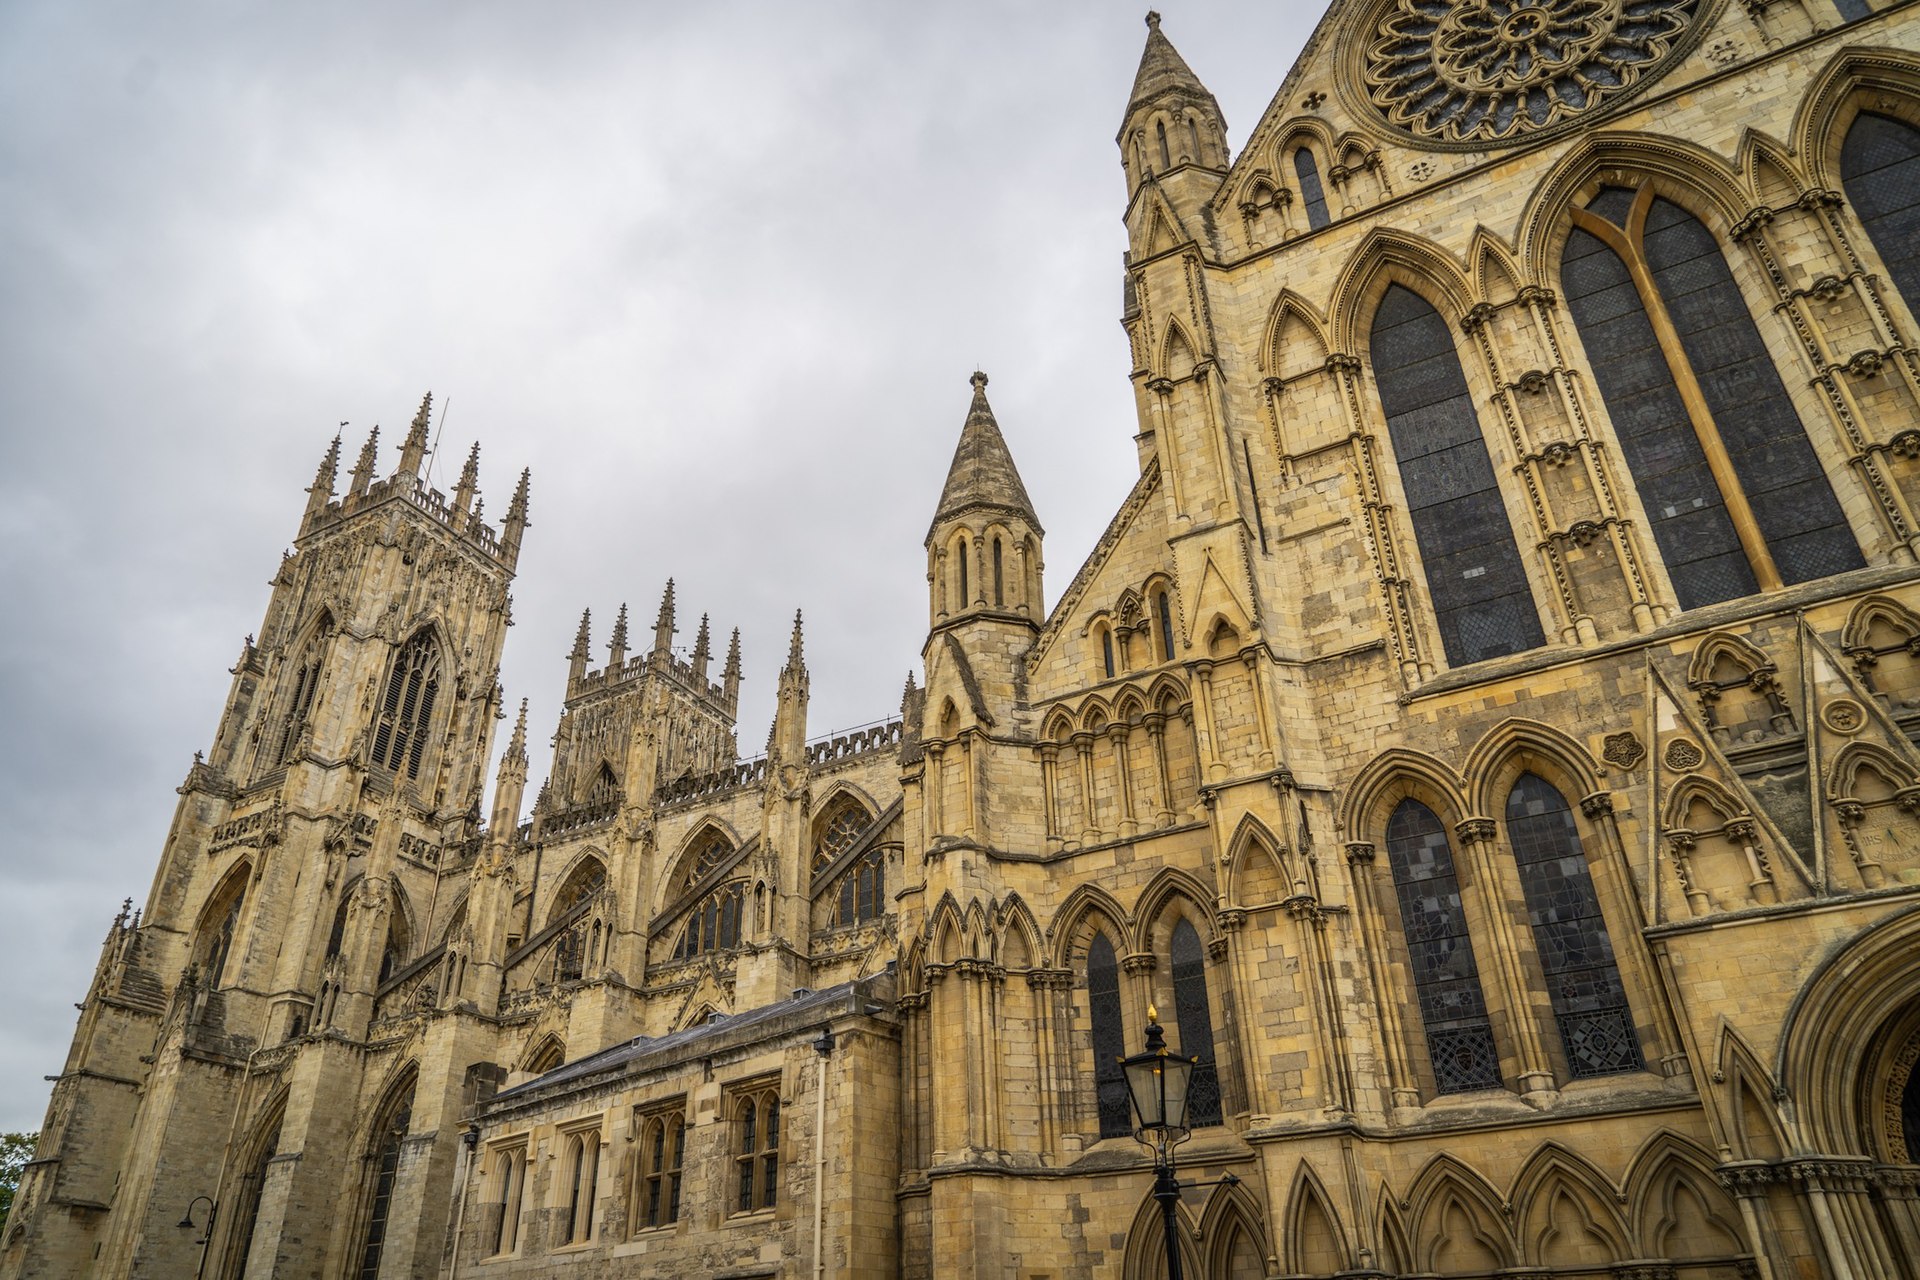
[
  {"xmin": 608, "ymin": 603, "xmax": 630, "ymax": 667},
  {"xmin": 692, "ymin": 613, "xmax": 712, "ymax": 680},
  {"xmin": 396, "ymin": 392, "xmax": 433, "ymax": 479},
  {"xmin": 569, "ymin": 608, "xmax": 592, "ymax": 661},
  {"xmin": 502, "ymin": 466, "xmax": 531, "ymax": 565},
  {"xmin": 304, "ymin": 434, "xmax": 342, "ymax": 527},
  {"xmin": 786, "ymin": 609, "xmax": 806, "ymax": 673},
  {"xmin": 653, "ymin": 579, "xmax": 677, "ymax": 656},
  {"xmin": 722, "ymin": 626, "xmax": 743, "ymax": 709},
  {"xmin": 505, "ymin": 698, "xmax": 529, "ymax": 763},
  {"xmin": 453, "ymin": 441, "xmax": 480, "ymax": 516},
  {"xmin": 348, "ymin": 425, "xmax": 380, "ymax": 497}
]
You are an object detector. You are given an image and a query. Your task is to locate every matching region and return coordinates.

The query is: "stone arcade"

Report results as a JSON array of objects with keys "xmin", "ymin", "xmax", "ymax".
[{"xmin": 9, "ymin": 1, "xmax": 1920, "ymax": 1276}]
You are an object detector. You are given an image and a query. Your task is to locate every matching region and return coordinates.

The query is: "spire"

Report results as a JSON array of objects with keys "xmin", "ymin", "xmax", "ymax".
[
  {"xmin": 1124, "ymin": 12, "xmax": 1218, "ymax": 123},
  {"xmin": 784, "ymin": 609, "xmax": 806, "ymax": 675},
  {"xmin": 506, "ymin": 697, "xmax": 528, "ymax": 763},
  {"xmin": 568, "ymin": 608, "xmax": 592, "ymax": 688},
  {"xmin": 396, "ymin": 391, "xmax": 432, "ymax": 480},
  {"xmin": 607, "ymin": 602, "xmax": 630, "ymax": 669},
  {"xmin": 348, "ymin": 426, "xmax": 380, "ymax": 497},
  {"xmin": 722, "ymin": 626, "xmax": 743, "ymax": 711},
  {"xmin": 502, "ymin": 466, "xmax": 530, "ymax": 566},
  {"xmin": 692, "ymin": 613, "xmax": 712, "ymax": 681},
  {"xmin": 771, "ymin": 609, "xmax": 809, "ymax": 761},
  {"xmin": 928, "ymin": 372, "xmax": 1042, "ymax": 541},
  {"xmin": 304, "ymin": 434, "xmax": 341, "ymax": 528},
  {"xmin": 452, "ymin": 441, "xmax": 480, "ymax": 520},
  {"xmin": 653, "ymin": 579, "xmax": 677, "ymax": 657}
]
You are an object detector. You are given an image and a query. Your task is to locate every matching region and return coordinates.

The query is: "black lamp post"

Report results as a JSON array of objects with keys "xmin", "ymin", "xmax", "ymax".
[
  {"xmin": 177, "ymin": 1195, "xmax": 217, "ymax": 1279},
  {"xmin": 1120, "ymin": 1006, "xmax": 1196, "ymax": 1280}
]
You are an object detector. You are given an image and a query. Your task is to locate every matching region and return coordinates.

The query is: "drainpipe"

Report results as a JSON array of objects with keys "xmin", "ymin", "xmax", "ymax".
[{"xmin": 812, "ymin": 1023, "xmax": 836, "ymax": 1280}]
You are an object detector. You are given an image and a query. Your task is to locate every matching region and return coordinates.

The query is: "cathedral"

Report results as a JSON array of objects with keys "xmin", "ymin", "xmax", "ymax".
[{"xmin": 10, "ymin": 0, "xmax": 1920, "ymax": 1275}]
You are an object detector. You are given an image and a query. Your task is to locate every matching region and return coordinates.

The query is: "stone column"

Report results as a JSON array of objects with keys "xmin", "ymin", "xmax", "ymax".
[
  {"xmin": 1073, "ymin": 733, "xmax": 1099, "ymax": 844},
  {"xmin": 1108, "ymin": 723, "xmax": 1138, "ymax": 838},
  {"xmin": 1347, "ymin": 841, "xmax": 1419, "ymax": 1108},
  {"xmin": 1191, "ymin": 660, "xmax": 1225, "ymax": 782},
  {"xmin": 1454, "ymin": 816, "xmax": 1557, "ymax": 1101},
  {"xmin": 1144, "ymin": 712, "xmax": 1175, "ymax": 826}
]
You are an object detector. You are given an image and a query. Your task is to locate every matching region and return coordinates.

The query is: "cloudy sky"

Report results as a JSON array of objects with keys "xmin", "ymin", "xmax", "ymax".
[{"xmin": 0, "ymin": 0, "xmax": 1323, "ymax": 1131}]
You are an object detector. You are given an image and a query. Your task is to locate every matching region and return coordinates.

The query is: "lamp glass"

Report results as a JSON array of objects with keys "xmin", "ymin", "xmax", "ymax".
[{"xmin": 1123, "ymin": 1056, "xmax": 1165, "ymax": 1130}]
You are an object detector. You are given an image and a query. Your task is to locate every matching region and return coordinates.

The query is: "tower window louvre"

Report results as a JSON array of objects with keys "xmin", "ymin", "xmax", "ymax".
[{"xmin": 369, "ymin": 632, "xmax": 443, "ymax": 780}]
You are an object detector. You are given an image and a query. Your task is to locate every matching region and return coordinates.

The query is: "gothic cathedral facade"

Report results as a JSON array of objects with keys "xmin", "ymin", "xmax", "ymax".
[{"xmin": 9, "ymin": 1, "xmax": 1920, "ymax": 1276}]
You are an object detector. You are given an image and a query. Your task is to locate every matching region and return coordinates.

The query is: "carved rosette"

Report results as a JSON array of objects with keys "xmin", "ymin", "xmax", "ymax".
[{"xmin": 1359, "ymin": 0, "xmax": 1713, "ymax": 148}]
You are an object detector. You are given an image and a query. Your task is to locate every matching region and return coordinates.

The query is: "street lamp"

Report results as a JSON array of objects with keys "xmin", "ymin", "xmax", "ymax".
[
  {"xmin": 177, "ymin": 1195, "xmax": 217, "ymax": 1280},
  {"xmin": 1120, "ymin": 1006, "xmax": 1195, "ymax": 1280}
]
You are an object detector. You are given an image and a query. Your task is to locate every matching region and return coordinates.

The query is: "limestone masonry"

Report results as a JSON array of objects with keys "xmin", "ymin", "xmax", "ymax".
[{"xmin": 8, "ymin": 2, "xmax": 1920, "ymax": 1276}]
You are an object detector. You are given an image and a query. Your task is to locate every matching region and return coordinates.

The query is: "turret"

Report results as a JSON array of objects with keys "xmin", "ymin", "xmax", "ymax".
[
  {"xmin": 1118, "ymin": 12, "xmax": 1228, "ymax": 218},
  {"xmin": 569, "ymin": 608, "xmax": 592, "ymax": 690},
  {"xmin": 302, "ymin": 434, "xmax": 341, "ymax": 532},
  {"xmin": 395, "ymin": 392, "xmax": 432, "ymax": 480},
  {"xmin": 652, "ymin": 579, "xmax": 677, "ymax": 658},
  {"xmin": 926, "ymin": 372, "xmax": 1045, "ymax": 631},
  {"xmin": 607, "ymin": 602, "xmax": 630, "ymax": 670}
]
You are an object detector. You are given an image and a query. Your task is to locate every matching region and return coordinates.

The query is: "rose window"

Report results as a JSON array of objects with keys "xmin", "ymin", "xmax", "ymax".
[{"xmin": 1363, "ymin": 0, "xmax": 1707, "ymax": 146}]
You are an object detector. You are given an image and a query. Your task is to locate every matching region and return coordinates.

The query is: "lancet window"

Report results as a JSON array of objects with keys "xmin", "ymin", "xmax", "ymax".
[
  {"xmin": 1295, "ymin": 148, "xmax": 1331, "ymax": 230},
  {"xmin": 561, "ymin": 1128, "xmax": 599, "ymax": 1244},
  {"xmin": 369, "ymin": 630, "xmax": 442, "ymax": 780},
  {"xmin": 485, "ymin": 1144, "xmax": 526, "ymax": 1256},
  {"xmin": 1561, "ymin": 186, "xmax": 1863, "ymax": 609},
  {"xmin": 1169, "ymin": 920, "xmax": 1223, "ymax": 1127},
  {"xmin": 1369, "ymin": 285, "xmax": 1544, "ymax": 666},
  {"xmin": 1086, "ymin": 933, "xmax": 1132, "ymax": 1138},
  {"xmin": 673, "ymin": 882, "xmax": 744, "ymax": 960},
  {"xmin": 993, "ymin": 536, "xmax": 1005, "ymax": 606},
  {"xmin": 1843, "ymin": 113, "xmax": 1920, "ymax": 317},
  {"xmin": 1157, "ymin": 590, "xmax": 1176, "ymax": 662},
  {"xmin": 355, "ymin": 1078, "xmax": 415, "ymax": 1280},
  {"xmin": 272, "ymin": 615, "xmax": 333, "ymax": 765},
  {"xmin": 1506, "ymin": 774, "xmax": 1641, "ymax": 1078},
  {"xmin": 1385, "ymin": 800, "xmax": 1500, "ymax": 1093}
]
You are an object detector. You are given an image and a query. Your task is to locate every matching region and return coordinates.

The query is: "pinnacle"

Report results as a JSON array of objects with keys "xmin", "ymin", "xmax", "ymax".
[
  {"xmin": 1125, "ymin": 10, "xmax": 1219, "ymax": 121},
  {"xmin": 506, "ymin": 698, "xmax": 529, "ymax": 760},
  {"xmin": 692, "ymin": 613, "xmax": 712, "ymax": 664},
  {"xmin": 310, "ymin": 435, "xmax": 342, "ymax": 496},
  {"xmin": 786, "ymin": 609, "xmax": 806, "ymax": 669},
  {"xmin": 349, "ymin": 426, "xmax": 381, "ymax": 493},
  {"xmin": 653, "ymin": 579, "xmax": 677, "ymax": 653},
  {"xmin": 457, "ymin": 441, "xmax": 480, "ymax": 486},
  {"xmin": 570, "ymin": 607, "xmax": 592, "ymax": 660},
  {"xmin": 930, "ymin": 370, "xmax": 1041, "ymax": 540},
  {"xmin": 609, "ymin": 603, "xmax": 630, "ymax": 656},
  {"xmin": 723, "ymin": 627, "xmax": 743, "ymax": 679}
]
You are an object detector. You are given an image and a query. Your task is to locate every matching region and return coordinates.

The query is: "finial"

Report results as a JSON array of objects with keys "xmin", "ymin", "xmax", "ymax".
[
  {"xmin": 312, "ymin": 434, "xmax": 341, "ymax": 490},
  {"xmin": 349, "ymin": 425, "xmax": 381, "ymax": 495},
  {"xmin": 787, "ymin": 609, "xmax": 806, "ymax": 668},
  {"xmin": 609, "ymin": 603, "xmax": 630, "ymax": 660},
  {"xmin": 970, "ymin": 370, "xmax": 988, "ymax": 389},
  {"xmin": 724, "ymin": 626, "xmax": 743, "ymax": 674},
  {"xmin": 458, "ymin": 441, "xmax": 480, "ymax": 484},
  {"xmin": 396, "ymin": 392, "xmax": 433, "ymax": 479},
  {"xmin": 507, "ymin": 698, "xmax": 529, "ymax": 759},
  {"xmin": 692, "ymin": 613, "xmax": 712, "ymax": 677},
  {"xmin": 653, "ymin": 579, "xmax": 677, "ymax": 654},
  {"xmin": 570, "ymin": 608, "xmax": 592, "ymax": 660},
  {"xmin": 1146, "ymin": 10, "xmax": 1160, "ymax": 30}
]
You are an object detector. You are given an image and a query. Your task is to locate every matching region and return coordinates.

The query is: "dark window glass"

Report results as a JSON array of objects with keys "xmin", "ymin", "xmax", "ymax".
[
  {"xmin": 1170, "ymin": 921, "xmax": 1223, "ymax": 1127},
  {"xmin": 1102, "ymin": 630, "xmax": 1116, "ymax": 679},
  {"xmin": 993, "ymin": 537, "xmax": 1005, "ymax": 606},
  {"xmin": 370, "ymin": 631, "xmax": 441, "ymax": 779},
  {"xmin": 1157, "ymin": 592, "xmax": 1176, "ymax": 662},
  {"xmin": 1385, "ymin": 800, "xmax": 1501, "ymax": 1093},
  {"xmin": 1562, "ymin": 225, "xmax": 1756, "ymax": 608},
  {"xmin": 958, "ymin": 540, "xmax": 970, "ymax": 607},
  {"xmin": 674, "ymin": 882, "xmax": 744, "ymax": 960},
  {"xmin": 1641, "ymin": 198, "xmax": 1863, "ymax": 585},
  {"xmin": 1295, "ymin": 148, "xmax": 1330, "ymax": 230},
  {"xmin": 1904, "ymin": 1058, "xmax": 1920, "ymax": 1163},
  {"xmin": 1370, "ymin": 286, "xmax": 1545, "ymax": 666},
  {"xmin": 1844, "ymin": 113, "xmax": 1920, "ymax": 322},
  {"xmin": 1836, "ymin": 0, "xmax": 1873, "ymax": 19},
  {"xmin": 1506, "ymin": 774, "xmax": 1642, "ymax": 1078},
  {"xmin": 1087, "ymin": 934, "xmax": 1131, "ymax": 1138},
  {"xmin": 357, "ymin": 1090, "xmax": 413, "ymax": 1279}
]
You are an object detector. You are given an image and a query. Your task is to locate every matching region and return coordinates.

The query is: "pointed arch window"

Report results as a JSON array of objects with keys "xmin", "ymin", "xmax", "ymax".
[
  {"xmin": 686, "ymin": 832, "xmax": 734, "ymax": 888},
  {"xmin": 369, "ymin": 631, "xmax": 442, "ymax": 780},
  {"xmin": 732, "ymin": 1085, "xmax": 780, "ymax": 1213},
  {"xmin": 635, "ymin": 1107, "xmax": 684, "ymax": 1229},
  {"xmin": 486, "ymin": 1144, "xmax": 526, "ymax": 1256},
  {"xmin": 225, "ymin": 1108, "xmax": 282, "ymax": 1278},
  {"xmin": 813, "ymin": 804, "xmax": 869, "ymax": 879},
  {"xmin": 1157, "ymin": 591, "xmax": 1176, "ymax": 662},
  {"xmin": 1169, "ymin": 920, "xmax": 1223, "ymax": 1127},
  {"xmin": 1506, "ymin": 774, "xmax": 1641, "ymax": 1078},
  {"xmin": 958, "ymin": 537, "xmax": 971, "ymax": 607},
  {"xmin": 1562, "ymin": 186, "xmax": 1863, "ymax": 610},
  {"xmin": 1370, "ymin": 285, "xmax": 1545, "ymax": 666},
  {"xmin": 273, "ymin": 616, "xmax": 334, "ymax": 765},
  {"xmin": 561, "ymin": 1128, "xmax": 599, "ymax": 1244},
  {"xmin": 1385, "ymin": 800, "xmax": 1500, "ymax": 1093},
  {"xmin": 1101, "ymin": 627, "xmax": 1117, "ymax": 679},
  {"xmin": 833, "ymin": 852, "xmax": 886, "ymax": 926},
  {"xmin": 1295, "ymin": 148, "xmax": 1331, "ymax": 230},
  {"xmin": 195, "ymin": 870, "xmax": 248, "ymax": 989},
  {"xmin": 1836, "ymin": 0, "xmax": 1874, "ymax": 19},
  {"xmin": 992, "ymin": 536, "xmax": 1005, "ymax": 606},
  {"xmin": 1086, "ymin": 933, "xmax": 1131, "ymax": 1138},
  {"xmin": 673, "ymin": 881, "xmax": 744, "ymax": 960},
  {"xmin": 355, "ymin": 1080, "xmax": 414, "ymax": 1280},
  {"xmin": 1843, "ymin": 113, "xmax": 1920, "ymax": 320}
]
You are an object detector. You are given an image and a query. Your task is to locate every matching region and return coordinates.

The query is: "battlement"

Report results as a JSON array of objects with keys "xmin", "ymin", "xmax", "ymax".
[{"xmin": 572, "ymin": 647, "xmax": 729, "ymax": 707}]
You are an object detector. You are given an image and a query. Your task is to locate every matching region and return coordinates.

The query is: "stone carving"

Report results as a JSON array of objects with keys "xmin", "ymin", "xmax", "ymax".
[
  {"xmin": 1602, "ymin": 731, "xmax": 1646, "ymax": 769},
  {"xmin": 1363, "ymin": 0, "xmax": 1706, "ymax": 146},
  {"xmin": 1822, "ymin": 699, "xmax": 1866, "ymax": 734},
  {"xmin": 1665, "ymin": 739, "xmax": 1704, "ymax": 770}
]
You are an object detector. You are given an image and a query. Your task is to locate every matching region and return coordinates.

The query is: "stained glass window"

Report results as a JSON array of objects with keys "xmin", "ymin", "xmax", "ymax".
[
  {"xmin": 1087, "ymin": 934, "xmax": 1131, "ymax": 1138},
  {"xmin": 813, "ymin": 805, "xmax": 868, "ymax": 877},
  {"xmin": 1370, "ymin": 285, "xmax": 1545, "ymax": 666},
  {"xmin": 1170, "ymin": 920, "xmax": 1223, "ymax": 1127},
  {"xmin": 1506, "ymin": 774, "xmax": 1642, "ymax": 1078},
  {"xmin": 1843, "ymin": 113, "xmax": 1920, "ymax": 321},
  {"xmin": 688, "ymin": 833, "xmax": 733, "ymax": 887},
  {"xmin": 1385, "ymin": 800, "xmax": 1501, "ymax": 1093},
  {"xmin": 1295, "ymin": 148, "xmax": 1331, "ymax": 230}
]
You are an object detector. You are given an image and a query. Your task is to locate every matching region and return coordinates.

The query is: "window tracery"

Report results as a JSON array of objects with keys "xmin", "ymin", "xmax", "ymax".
[
  {"xmin": 273, "ymin": 616, "xmax": 333, "ymax": 766},
  {"xmin": 673, "ymin": 881, "xmax": 744, "ymax": 960}
]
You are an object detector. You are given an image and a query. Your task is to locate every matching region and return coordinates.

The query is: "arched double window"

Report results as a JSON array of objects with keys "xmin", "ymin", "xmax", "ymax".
[
  {"xmin": 1295, "ymin": 148, "xmax": 1331, "ymax": 230},
  {"xmin": 1506, "ymin": 774, "xmax": 1641, "ymax": 1078},
  {"xmin": 833, "ymin": 852, "xmax": 886, "ymax": 926},
  {"xmin": 1370, "ymin": 285, "xmax": 1545, "ymax": 666},
  {"xmin": 1169, "ymin": 920, "xmax": 1223, "ymax": 1128},
  {"xmin": 355, "ymin": 1076, "xmax": 415, "ymax": 1280},
  {"xmin": 561, "ymin": 1128, "xmax": 599, "ymax": 1244},
  {"xmin": 1562, "ymin": 185, "xmax": 1863, "ymax": 610},
  {"xmin": 635, "ymin": 1109, "xmax": 684, "ymax": 1230},
  {"xmin": 1843, "ymin": 112, "xmax": 1920, "ymax": 319},
  {"xmin": 1086, "ymin": 934, "xmax": 1132, "ymax": 1138},
  {"xmin": 673, "ymin": 882, "xmax": 744, "ymax": 960},
  {"xmin": 1384, "ymin": 800, "xmax": 1501, "ymax": 1093},
  {"xmin": 733, "ymin": 1085, "xmax": 780, "ymax": 1213},
  {"xmin": 369, "ymin": 630, "xmax": 442, "ymax": 780},
  {"xmin": 485, "ymin": 1144, "xmax": 526, "ymax": 1256}
]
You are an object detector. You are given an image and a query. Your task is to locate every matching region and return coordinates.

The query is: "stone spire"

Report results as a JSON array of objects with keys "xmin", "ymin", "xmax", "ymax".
[
  {"xmin": 348, "ymin": 425, "xmax": 380, "ymax": 498},
  {"xmin": 452, "ymin": 441, "xmax": 480, "ymax": 520},
  {"xmin": 396, "ymin": 392, "xmax": 433, "ymax": 480},
  {"xmin": 1124, "ymin": 12, "xmax": 1220, "ymax": 124},
  {"xmin": 653, "ymin": 579, "xmax": 677, "ymax": 658},
  {"xmin": 304, "ymin": 434, "xmax": 341, "ymax": 529},
  {"xmin": 1118, "ymin": 11, "xmax": 1228, "ymax": 202},
  {"xmin": 692, "ymin": 613, "xmax": 712, "ymax": 681},
  {"xmin": 770, "ymin": 610, "xmax": 809, "ymax": 761},
  {"xmin": 502, "ymin": 467, "xmax": 530, "ymax": 566},
  {"xmin": 569, "ymin": 608, "xmax": 592, "ymax": 688},
  {"xmin": 488, "ymin": 699, "xmax": 529, "ymax": 841},
  {"xmin": 607, "ymin": 603, "xmax": 630, "ymax": 669},
  {"xmin": 928, "ymin": 372, "xmax": 1042, "ymax": 541},
  {"xmin": 722, "ymin": 627, "xmax": 742, "ymax": 712}
]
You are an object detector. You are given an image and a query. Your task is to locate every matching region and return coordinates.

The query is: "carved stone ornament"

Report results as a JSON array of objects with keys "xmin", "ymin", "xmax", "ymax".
[
  {"xmin": 1361, "ymin": 0, "xmax": 1712, "ymax": 147},
  {"xmin": 1664, "ymin": 739, "xmax": 1704, "ymax": 770},
  {"xmin": 1822, "ymin": 698, "xmax": 1866, "ymax": 735},
  {"xmin": 1602, "ymin": 731, "xmax": 1646, "ymax": 770}
]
